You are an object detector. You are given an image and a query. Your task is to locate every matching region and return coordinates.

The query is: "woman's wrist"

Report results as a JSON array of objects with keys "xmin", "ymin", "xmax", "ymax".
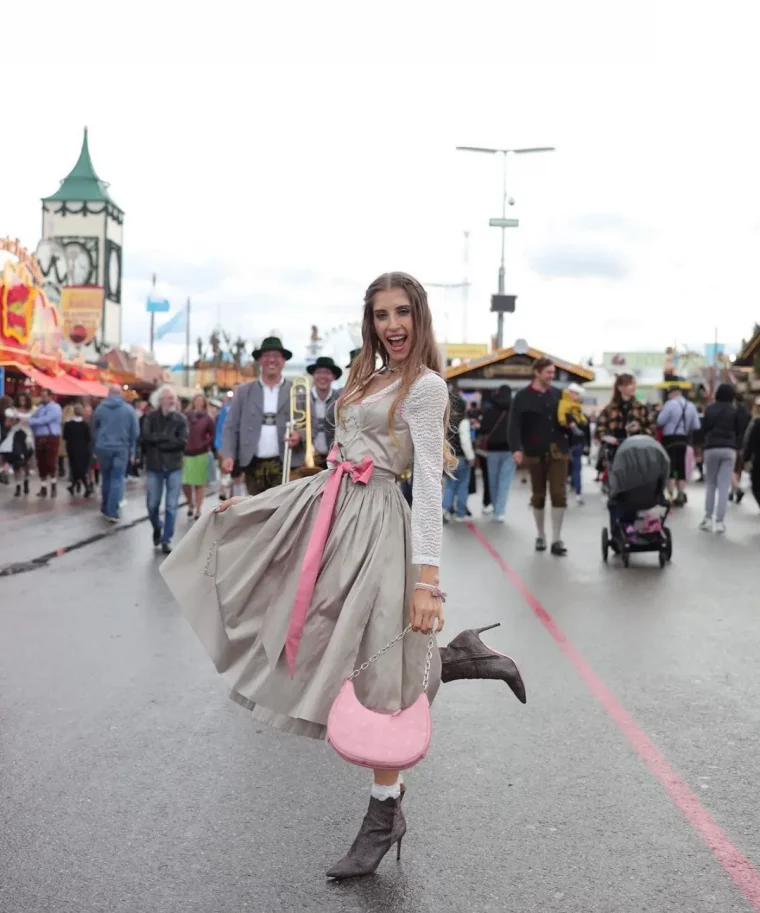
[
  {"xmin": 414, "ymin": 582, "xmax": 446, "ymax": 602},
  {"xmin": 417, "ymin": 564, "xmax": 439, "ymax": 586}
]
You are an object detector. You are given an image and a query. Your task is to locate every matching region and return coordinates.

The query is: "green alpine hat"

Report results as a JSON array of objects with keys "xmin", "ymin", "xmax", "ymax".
[
  {"xmin": 253, "ymin": 336, "xmax": 293, "ymax": 361},
  {"xmin": 307, "ymin": 356, "xmax": 342, "ymax": 380},
  {"xmin": 345, "ymin": 348, "xmax": 361, "ymax": 369}
]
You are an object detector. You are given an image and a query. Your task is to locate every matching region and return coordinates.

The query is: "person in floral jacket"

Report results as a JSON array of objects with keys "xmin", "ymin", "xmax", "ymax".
[{"xmin": 596, "ymin": 373, "xmax": 655, "ymax": 443}]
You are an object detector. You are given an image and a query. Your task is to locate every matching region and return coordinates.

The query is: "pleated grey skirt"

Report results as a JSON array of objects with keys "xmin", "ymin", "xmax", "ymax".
[{"xmin": 160, "ymin": 469, "xmax": 440, "ymax": 740}]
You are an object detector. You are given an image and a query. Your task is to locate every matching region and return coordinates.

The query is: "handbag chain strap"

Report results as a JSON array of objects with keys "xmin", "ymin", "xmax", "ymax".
[{"xmin": 348, "ymin": 621, "xmax": 438, "ymax": 692}]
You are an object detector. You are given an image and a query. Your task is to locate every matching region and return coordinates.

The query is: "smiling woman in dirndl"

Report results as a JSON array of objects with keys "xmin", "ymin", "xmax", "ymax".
[{"xmin": 160, "ymin": 272, "xmax": 526, "ymax": 879}]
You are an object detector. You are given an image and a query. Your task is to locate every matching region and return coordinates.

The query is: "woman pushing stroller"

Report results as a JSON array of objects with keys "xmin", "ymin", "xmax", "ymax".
[{"xmin": 596, "ymin": 374, "xmax": 655, "ymax": 493}]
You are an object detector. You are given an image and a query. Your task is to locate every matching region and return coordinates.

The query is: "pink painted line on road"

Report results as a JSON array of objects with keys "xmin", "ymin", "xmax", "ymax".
[{"xmin": 467, "ymin": 522, "xmax": 760, "ymax": 912}]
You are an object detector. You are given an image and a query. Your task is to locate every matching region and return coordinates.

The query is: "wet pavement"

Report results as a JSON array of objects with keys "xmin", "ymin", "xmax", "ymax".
[{"xmin": 1, "ymin": 472, "xmax": 759, "ymax": 912}]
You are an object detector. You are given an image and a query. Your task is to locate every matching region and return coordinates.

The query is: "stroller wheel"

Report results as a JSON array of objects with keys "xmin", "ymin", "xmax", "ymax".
[
  {"xmin": 622, "ymin": 550, "xmax": 630, "ymax": 568},
  {"xmin": 664, "ymin": 528, "xmax": 673, "ymax": 561},
  {"xmin": 658, "ymin": 550, "xmax": 667, "ymax": 568},
  {"xmin": 602, "ymin": 527, "xmax": 609, "ymax": 563}
]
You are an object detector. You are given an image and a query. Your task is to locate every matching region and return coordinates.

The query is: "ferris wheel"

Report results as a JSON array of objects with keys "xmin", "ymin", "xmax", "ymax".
[{"xmin": 311, "ymin": 321, "xmax": 362, "ymax": 362}]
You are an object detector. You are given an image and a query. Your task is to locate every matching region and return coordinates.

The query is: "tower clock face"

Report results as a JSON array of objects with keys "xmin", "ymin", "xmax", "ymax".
[
  {"xmin": 63, "ymin": 242, "xmax": 93, "ymax": 285},
  {"xmin": 109, "ymin": 249, "xmax": 120, "ymax": 294},
  {"xmin": 105, "ymin": 241, "xmax": 122, "ymax": 302}
]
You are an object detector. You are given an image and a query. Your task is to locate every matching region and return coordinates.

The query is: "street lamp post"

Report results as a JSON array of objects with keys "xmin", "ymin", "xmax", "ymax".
[{"xmin": 456, "ymin": 145, "xmax": 555, "ymax": 348}]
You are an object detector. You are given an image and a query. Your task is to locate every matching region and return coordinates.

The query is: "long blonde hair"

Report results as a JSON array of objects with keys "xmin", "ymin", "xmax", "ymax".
[{"xmin": 337, "ymin": 271, "xmax": 457, "ymax": 472}]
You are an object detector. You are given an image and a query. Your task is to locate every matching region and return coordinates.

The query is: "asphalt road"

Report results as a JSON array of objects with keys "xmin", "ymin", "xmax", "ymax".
[{"xmin": 1, "ymin": 473, "xmax": 759, "ymax": 913}]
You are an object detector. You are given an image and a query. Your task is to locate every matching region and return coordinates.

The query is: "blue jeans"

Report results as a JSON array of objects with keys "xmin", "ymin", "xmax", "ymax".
[
  {"xmin": 98, "ymin": 449, "xmax": 128, "ymax": 518},
  {"xmin": 146, "ymin": 469, "xmax": 182, "ymax": 544},
  {"xmin": 570, "ymin": 443, "xmax": 584, "ymax": 496},
  {"xmin": 442, "ymin": 458, "xmax": 471, "ymax": 517},
  {"xmin": 486, "ymin": 451, "xmax": 516, "ymax": 518}
]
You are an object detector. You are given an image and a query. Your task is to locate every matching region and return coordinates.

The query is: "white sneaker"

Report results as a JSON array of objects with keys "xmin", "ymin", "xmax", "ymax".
[
  {"xmin": 699, "ymin": 517, "xmax": 713, "ymax": 532},
  {"xmin": 453, "ymin": 515, "xmax": 467, "ymax": 523},
  {"xmin": 576, "ymin": 495, "xmax": 584, "ymax": 506},
  {"xmin": 492, "ymin": 515, "xmax": 506, "ymax": 523},
  {"xmin": 482, "ymin": 505, "xmax": 494, "ymax": 515},
  {"xmin": 715, "ymin": 520, "xmax": 726, "ymax": 534},
  {"xmin": 119, "ymin": 498, "xmax": 128, "ymax": 508}
]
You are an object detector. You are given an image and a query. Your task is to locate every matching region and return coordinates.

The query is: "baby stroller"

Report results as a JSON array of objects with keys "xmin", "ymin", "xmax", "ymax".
[{"xmin": 601, "ymin": 435, "xmax": 672, "ymax": 568}]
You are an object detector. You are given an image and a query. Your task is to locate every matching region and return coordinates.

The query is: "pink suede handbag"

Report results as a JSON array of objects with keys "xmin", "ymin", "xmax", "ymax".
[{"xmin": 326, "ymin": 622, "xmax": 438, "ymax": 771}]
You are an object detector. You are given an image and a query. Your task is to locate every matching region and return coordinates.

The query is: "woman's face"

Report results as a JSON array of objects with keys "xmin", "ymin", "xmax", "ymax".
[
  {"xmin": 372, "ymin": 288, "xmax": 414, "ymax": 367},
  {"xmin": 619, "ymin": 381, "xmax": 636, "ymax": 400},
  {"xmin": 192, "ymin": 395, "xmax": 206, "ymax": 411}
]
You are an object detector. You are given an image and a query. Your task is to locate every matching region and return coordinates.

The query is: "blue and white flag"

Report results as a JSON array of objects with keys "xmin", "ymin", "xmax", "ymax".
[
  {"xmin": 146, "ymin": 296, "xmax": 171, "ymax": 313},
  {"xmin": 155, "ymin": 305, "xmax": 188, "ymax": 340}
]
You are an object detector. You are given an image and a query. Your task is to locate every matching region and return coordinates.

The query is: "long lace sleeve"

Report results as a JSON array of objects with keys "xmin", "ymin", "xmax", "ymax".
[{"xmin": 401, "ymin": 371, "xmax": 448, "ymax": 566}]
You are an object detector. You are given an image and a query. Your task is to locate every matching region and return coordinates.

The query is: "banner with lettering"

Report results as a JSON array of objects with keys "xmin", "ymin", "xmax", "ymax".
[{"xmin": 60, "ymin": 286, "xmax": 103, "ymax": 346}]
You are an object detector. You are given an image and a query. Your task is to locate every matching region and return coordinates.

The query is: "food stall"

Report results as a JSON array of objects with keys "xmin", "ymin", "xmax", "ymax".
[{"xmin": 0, "ymin": 237, "xmax": 108, "ymax": 399}]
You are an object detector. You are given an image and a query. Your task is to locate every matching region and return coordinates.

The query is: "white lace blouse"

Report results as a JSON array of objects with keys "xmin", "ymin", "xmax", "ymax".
[
  {"xmin": 357, "ymin": 369, "xmax": 448, "ymax": 566},
  {"xmin": 400, "ymin": 371, "xmax": 448, "ymax": 567}
]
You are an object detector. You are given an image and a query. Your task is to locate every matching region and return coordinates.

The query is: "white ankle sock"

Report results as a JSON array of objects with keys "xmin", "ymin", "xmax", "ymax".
[
  {"xmin": 533, "ymin": 508, "xmax": 546, "ymax": 537},
  {"xmin": 371, "ymin": 781, "xmax": 401, "ymax": 801},
  {"xmin": 551, "ymin": 507, "xmax": 565, "ymax": 542}
]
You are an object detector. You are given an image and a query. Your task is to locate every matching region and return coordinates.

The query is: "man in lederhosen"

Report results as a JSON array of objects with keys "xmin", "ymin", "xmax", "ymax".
[
  {"xmin": 304, "ymin": 356, "xmax": 342, "ymax": 471},
  {"xmin": 221, "ymin": 337, "xmax": 303, "ymax": 496},
  {"xmin": 509, "ymin": 357, "xmax": 570, "ymax": 556}
]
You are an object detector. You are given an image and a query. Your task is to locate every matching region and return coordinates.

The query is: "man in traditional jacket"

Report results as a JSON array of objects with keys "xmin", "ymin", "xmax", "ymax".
[{"xmin": 221, "ymin": 337, "xmax": 303, "ymax": 495}]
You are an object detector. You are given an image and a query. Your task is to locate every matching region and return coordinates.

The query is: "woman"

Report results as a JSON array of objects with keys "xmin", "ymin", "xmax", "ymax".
[
  {"xmin": 596, "ymin": 375, "xmax": 653, "ymax": 492},
  {"xmin": 743, "ymin": 399, "xmax": 760, "ymax": 509},
  {"xmin": 730, "ymin": 394, "xmax": 752, "ymax": 503},
  {"xmin": 8, "ymin": 393, "xmax": 34, "ymax": 494},
  {"xmin": 479, "ymin": 385, "xmax": 514, "ymax": 522},
  {"xmin": 160, "ymin": 272, "xmax": 526, "ymax": 880},
  {"xmin": 597, "ymin": 374, "xmax": 654, "ymax": 443},
  {"xmin": 699, "ymin": 384, "xmax": 743, "ymax": 533},
  {"xmin": 63, "ymin": 404, "xmax": 93, "ymax": 496},
  {"xmin": 182, "ymin": 393, "xmax": 215, "ymax": 520},
  {"xmin": 558, "ymin": 382, "xmax": 588, "ymax": 505}
]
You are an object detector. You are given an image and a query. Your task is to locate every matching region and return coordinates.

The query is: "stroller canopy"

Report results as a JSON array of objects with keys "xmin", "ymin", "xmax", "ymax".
[{"xmin": 609, "ymin": 435, "xmax": 670, "ymax": 499}]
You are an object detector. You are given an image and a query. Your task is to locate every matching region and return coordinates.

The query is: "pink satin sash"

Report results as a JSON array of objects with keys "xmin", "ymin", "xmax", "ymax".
[{"xmin": 285, "ymin": 445, "xmax": 374, "ymax": 676}]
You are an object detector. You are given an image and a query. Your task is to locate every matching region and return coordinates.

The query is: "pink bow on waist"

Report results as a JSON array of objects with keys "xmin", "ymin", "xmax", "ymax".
[{"xmin": 285, "ymin": 445, "xmax": 374, "ymax": 676}]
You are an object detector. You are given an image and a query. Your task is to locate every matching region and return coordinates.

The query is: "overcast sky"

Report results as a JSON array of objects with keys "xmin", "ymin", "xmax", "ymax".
[{"xmin": 4, "ymin": 1, "xmax": 759, "ymax": 367}]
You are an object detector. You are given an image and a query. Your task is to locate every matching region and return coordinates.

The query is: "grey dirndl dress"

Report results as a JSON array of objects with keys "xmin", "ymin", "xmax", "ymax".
[{"xmin": 160, "ymin": 370, "xmax": 448, "ymax": 740}]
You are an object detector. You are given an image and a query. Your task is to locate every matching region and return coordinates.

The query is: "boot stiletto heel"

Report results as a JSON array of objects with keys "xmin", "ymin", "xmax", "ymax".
[{"xmin": 439, "ymin": 622, "xmax": 527, "ymax": 704}]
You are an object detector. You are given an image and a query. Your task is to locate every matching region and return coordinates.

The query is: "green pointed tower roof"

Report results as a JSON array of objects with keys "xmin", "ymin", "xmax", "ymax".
[{"xmin": 42, "ymin": 127, "xmax": 121, "ymax": 209}]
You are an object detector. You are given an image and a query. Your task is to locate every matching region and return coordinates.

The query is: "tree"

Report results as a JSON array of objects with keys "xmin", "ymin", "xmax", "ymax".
[{"xmin": 196, "ymin": 336, "xmax": 207, "ymax": 362}]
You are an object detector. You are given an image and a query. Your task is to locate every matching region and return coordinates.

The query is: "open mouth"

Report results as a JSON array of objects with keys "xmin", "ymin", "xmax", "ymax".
[{"xmin": 386, "ymin": 334, "xmax": 407, "ymax": 353}]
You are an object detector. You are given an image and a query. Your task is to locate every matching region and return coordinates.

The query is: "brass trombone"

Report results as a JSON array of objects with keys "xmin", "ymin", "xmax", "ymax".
[{"xmin": 282, "ymin": 375, "xmax": 318, "ymax": 484}]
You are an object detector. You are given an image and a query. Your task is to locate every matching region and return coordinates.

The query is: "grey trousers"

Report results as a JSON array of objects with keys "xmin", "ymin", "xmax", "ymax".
[{"xmin": 704, "ymin": 448, "xmax": 736, "ymax": 521}]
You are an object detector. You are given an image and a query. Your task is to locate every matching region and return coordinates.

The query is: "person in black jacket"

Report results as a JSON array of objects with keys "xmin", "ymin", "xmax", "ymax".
[
  {"xmin": 479, "ymin": 385, "xmax": 515, "ymax": 523},
  {"xmin": 731, "ymin": 394, "xmax": 752, "ymax": 503},
  {"xmin": 699, "ymin": 383, "xmax": 742, "ymax": 533},
  {"xmin": 62, "ymin": 404, "xmax": 93, "ymax": 496},
  {"xmin": 508, "ymin": 358, "xmax": 570, "ymax": 555},
  {"xmin": 142, "ymin": 386, "xmax": 189, "ymax": 554},
  {"xmin": 744, "ymin": 406, "xmax": 760, "ymax": 509}
]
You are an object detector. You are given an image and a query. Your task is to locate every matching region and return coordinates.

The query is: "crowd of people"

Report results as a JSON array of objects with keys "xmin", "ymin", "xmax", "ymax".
[
  {"xmin": 0, "ymin": 384, "xmax": 224, "ymax": 553},
  {"xmin": 442, "ymin": 364, "xmax": 760, "ymax": 550}
]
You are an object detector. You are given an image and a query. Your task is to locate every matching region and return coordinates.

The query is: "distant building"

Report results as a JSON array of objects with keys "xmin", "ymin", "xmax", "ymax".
[{"xmin": 38, "ymin": 128, "xmax": 124, "ymax": 354}]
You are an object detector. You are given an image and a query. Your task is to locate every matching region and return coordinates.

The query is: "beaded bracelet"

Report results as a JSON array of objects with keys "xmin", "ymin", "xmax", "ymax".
[{"xmin": 414, "ymin": 582, "xmax": 447, "ymax": 602}]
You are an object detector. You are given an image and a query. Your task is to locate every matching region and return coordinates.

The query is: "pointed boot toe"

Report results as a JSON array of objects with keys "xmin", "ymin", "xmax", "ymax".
[{"xmin": 326, "ymin": 796, "xmax": 406, "ymax": 881}]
